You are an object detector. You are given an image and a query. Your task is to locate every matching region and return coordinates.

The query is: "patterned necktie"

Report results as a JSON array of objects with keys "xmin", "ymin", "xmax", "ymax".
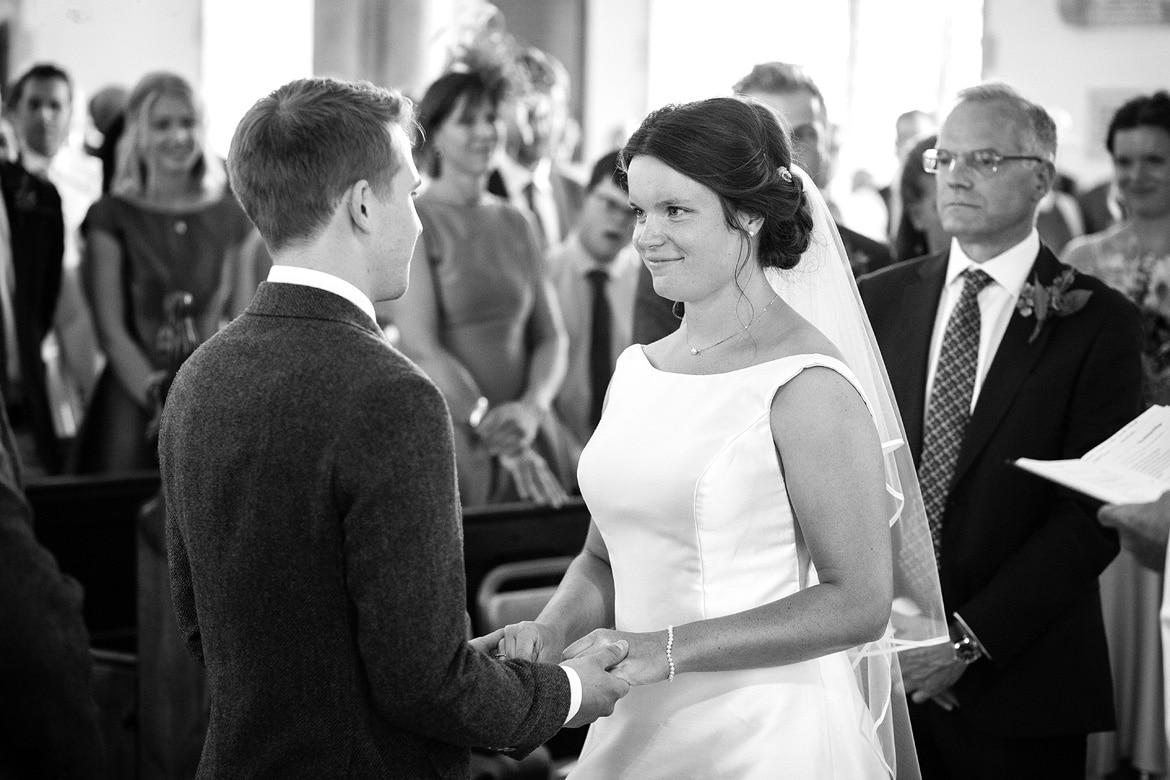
[
  {"xmin": 919, "ymin": 268, "xmax": 994, "ymax": 568},
  {"xmin": 587, "ymin": 269, "xmax": 612, "ymax": 428}
]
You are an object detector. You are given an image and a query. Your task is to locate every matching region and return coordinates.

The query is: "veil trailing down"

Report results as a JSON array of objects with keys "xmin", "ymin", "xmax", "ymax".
[{"xmin": 766, "ymin": 165, "xmax": 950, "ymax": 778}]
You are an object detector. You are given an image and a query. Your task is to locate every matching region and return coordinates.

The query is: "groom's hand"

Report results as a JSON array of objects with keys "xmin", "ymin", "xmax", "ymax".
[
  {"xmin": 470, "ymin": 621, "xmax": 567, "ymax": 664},
  {"xmin": 561, "ymin": 640, "xmax": 631, "ymax": 728}
]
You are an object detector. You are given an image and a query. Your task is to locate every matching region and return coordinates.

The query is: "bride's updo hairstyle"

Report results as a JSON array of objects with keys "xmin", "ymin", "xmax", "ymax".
[{"xmin": 618, "ymin": 96, "xmax": 813, "ymax": 271}]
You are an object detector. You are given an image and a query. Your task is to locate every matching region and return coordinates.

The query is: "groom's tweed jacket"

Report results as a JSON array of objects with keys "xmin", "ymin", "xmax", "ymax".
[{"xmin": 160, "ymin": 282, "xmax": 569, "ymax": 779}]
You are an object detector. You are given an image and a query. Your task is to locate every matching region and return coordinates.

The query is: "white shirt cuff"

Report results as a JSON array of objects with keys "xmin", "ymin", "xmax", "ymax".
[{"xmin": 559, "ymin": 664, "xmax": 582, "ymax": 725}]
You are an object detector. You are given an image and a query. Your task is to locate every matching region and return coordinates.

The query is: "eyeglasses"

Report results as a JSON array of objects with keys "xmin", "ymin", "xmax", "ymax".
[{"xmin": 923, "ymin": 148, "xmax": 1048, "ymax": 176}]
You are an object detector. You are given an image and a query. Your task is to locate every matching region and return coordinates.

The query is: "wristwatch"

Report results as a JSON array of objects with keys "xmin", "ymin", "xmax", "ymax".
[{"xmin": 952, "ymin": 633, "xmax": 983, "ymax": 664}]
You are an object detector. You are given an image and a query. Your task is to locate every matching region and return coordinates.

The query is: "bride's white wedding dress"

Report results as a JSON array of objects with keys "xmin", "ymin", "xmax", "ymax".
[{"xmin": 568, "ymin": 346, "xmax": 890, "ymax": 780}]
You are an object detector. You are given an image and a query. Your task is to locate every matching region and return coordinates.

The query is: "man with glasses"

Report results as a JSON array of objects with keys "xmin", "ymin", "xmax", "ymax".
[
  {"xmin": 859, "ymin": 83, "xmax": 1143, "ymax": 776},
  {"xmin": 549, "ymin": 150, "xmax": 638, "ymax": 451}
]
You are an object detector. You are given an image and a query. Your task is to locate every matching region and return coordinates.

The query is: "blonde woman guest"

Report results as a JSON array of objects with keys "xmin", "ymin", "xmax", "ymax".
[{"xmin": 74, "ymin": 72, "xmax": 264, "ymax": 472}]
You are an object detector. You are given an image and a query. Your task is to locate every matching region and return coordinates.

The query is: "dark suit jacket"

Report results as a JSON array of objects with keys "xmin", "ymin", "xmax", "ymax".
[
  {"xmin": 0, "ymin": 404, "xmax": 103, "ymax": 777},
  {"xmin": 858, "ymin": 244, "xmax": 1142, "ymax": 737},
  {"xmin": 160, "ymin": 283, "xmax": 570, "ymax": 778},
  {"xmin": 1, "ymin": 161, "xmax": 65, "ymax": 473}
]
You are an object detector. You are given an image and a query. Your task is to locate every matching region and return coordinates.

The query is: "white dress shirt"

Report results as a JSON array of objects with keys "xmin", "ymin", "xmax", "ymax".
[
  {"xmin": 497, "ymin": 155, "xmax": 561, "ymax": 250},
  {"xmin": 265, "ymin": 263, "xmax": 584, "ymax": 724},
  {"xmin": 266, "ymin": 265, "xmax": 377, "ymax": 325},
  {"xmin": 924, "ymin": 230, "xmax": 1040, "ymax": 417},
  {"xmin": 549, "ymin": 236, "xmax": 640, "ymax": 446}
]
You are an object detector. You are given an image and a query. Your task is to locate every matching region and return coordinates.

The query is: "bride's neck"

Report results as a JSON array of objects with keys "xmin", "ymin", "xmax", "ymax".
[{"xmin": 683, "ymin": 277, "xmax": 781, "ymax": 343}]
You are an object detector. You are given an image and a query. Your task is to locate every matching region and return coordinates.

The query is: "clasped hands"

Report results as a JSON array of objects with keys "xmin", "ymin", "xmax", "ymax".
[
  {"xmin": 899, "ymin": 642, "xmax": 965, "ymax": 711},
  {"xmin": 475, "ymin": 400, "xmax": 567, "ymax": 507},
  {"xmin": 471, "ymin": 622, "xmax": 671, "ymax": 727}
]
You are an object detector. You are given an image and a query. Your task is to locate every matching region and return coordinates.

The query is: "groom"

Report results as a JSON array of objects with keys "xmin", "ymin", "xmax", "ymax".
[{"xmin": 160, "ymin": 77, "xmax": 629, "ymax": 778}]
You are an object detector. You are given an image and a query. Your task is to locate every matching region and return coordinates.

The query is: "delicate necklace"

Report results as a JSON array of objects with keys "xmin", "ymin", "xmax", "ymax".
[{"xmin": 686, "ymin": 293, "xmax": 780, "ymax": 356}]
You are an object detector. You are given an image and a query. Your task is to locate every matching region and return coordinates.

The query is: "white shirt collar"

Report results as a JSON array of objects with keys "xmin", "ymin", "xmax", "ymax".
[
  {"xmin": 266, "ymin": 265, "xmax": 377, "ymax": 324},
  {"xmin": 497, "ymin": 154, "xmax": 551, "ymax": 193},
  {"xmin": 945, "ymin": 229, "xmax": 1040, "ymax": 299},
  {"xmin": 561, "ymin": 233, "xmax": 636, "ymax": 279}
]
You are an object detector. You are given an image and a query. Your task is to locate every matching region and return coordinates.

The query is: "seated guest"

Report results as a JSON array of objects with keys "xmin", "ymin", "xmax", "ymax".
[
  {"xmin": 548, "ymin": 150, "xmax": 638, "ymax": 451},
  {"xmin": 387, "ymin": 64, "xmax": 573, "ymax": 507},
  {"xmin": 1063, "ymin": 90, "xmax": 1170, "ymax": 779},
  {"xmin": 74, "ymin": 72, "xmax": 263, "ymax": 473},
  {"xmin": 0, "ymin": 403, "xmax": 103, "ymax": 776},
  {"xmin": 893, "ymin": 134, "xmax": 950, "ymax": 262}
]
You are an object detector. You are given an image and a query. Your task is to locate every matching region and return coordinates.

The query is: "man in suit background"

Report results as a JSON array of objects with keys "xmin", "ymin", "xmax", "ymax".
[
  {"xmin": 0, "ymin": 130, "xmax": 66, "ymax": 475},
  {"xmin": 7, "ymin": 63, "xmax": 104, "ymax": 430},
  {"xmin": 548, "ymin": 149, "xmax": 638, "ymax": 451},
  {"xmin": 160, "ymin": 77, "xmax": 628, "ymax": 778},
  {"xmin": 858, "ymin": 83, "xmax": 1143, "ymax": 777},
  {"xmin": 632, "ymin": 61, "xmax": 893, "ymax": 345},
  {"xmin": 489, "ymin": 47, "xmax": 585, "ymax": 251}
]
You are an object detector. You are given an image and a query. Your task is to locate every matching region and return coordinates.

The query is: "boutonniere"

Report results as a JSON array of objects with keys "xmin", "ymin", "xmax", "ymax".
[{"xmin": 1015, "ymin": 268, "xmax": 1093, "ymax": 344}]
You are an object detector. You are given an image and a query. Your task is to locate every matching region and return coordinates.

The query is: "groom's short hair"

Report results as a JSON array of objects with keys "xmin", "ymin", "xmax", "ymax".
[{"xmin": 228, "ymin": 77, "xmax": 415, "ymax": 252}]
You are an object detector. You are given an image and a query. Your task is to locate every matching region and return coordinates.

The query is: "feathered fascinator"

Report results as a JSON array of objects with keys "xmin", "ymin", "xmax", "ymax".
[{"xmin": 441, "ymin": 4, "xmax": 521, "ymax": 98}]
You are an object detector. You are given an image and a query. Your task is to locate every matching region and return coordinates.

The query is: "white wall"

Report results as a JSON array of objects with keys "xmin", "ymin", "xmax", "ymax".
[
  {"xmin": 202, "ymin": 0, "xmax": 313, "ymax": 157},
  {"xmin": 10, "ymin": 0, "xmax": 314, "ymax": 158},
  {"xmin": 11, "ymin": 0, "xmax": 202, "ymax": 111},
  {"xmin": 582, "ymin": 0, "xmax": 650, "ymax": 165},
  {"xmin": 982, "ymin": 0, "xmax": 1170, "ymax": 187}
]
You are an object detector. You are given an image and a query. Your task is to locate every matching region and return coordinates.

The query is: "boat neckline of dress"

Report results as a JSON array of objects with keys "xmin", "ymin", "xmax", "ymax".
[
  {"xmin": 635, "ymin": 346, "xmax": 850, "ymax": 379},
  {"xmin": 112, "ymin": 191, "xmax": 225, "ymax": 216}
]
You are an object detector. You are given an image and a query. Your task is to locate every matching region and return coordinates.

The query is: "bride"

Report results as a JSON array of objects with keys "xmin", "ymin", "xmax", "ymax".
[{"xmin": 478, "ymin": 96, "xmax": 947, "ymax": 778}]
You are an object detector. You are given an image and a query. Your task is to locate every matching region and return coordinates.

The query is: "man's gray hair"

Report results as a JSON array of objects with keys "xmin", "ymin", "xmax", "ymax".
[{"xmin": 954, "ymin": 82, "xmax": 1057, "ymax": 160}]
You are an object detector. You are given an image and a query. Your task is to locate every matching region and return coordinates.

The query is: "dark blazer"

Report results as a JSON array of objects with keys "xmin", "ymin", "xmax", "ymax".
[
  {"xmin": 0, "ymin": 404, "xmax": 103, "ymax": 777},
  {"xmin": 858, "ymin": 244, "xmax": 1142, "ymax": 737},
  {"xmin": 160, "ymin": 283, "xmax": 570, "ymax": 778},
  {"xmin": 1, "ymin": 160, "xmax": 65, "ymax": 473}
]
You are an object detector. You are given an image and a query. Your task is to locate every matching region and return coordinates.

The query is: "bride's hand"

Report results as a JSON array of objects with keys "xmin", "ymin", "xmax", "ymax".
[
  {"xmin": 563, "ymin": 628, "xmax": 669, "ymax": 686},
  {"xmin": 475, "ymin": 621, "xmax": 567, "ymax": 664}
]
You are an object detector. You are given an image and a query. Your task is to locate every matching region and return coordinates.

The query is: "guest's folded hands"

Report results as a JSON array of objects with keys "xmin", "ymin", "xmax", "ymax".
[
  {"xmin": 563, "ymin": 628, "xmax": 670, "ymax": 686},
  {"xmin": 498, "ymin": 449, "xmax": 568, "ymax": 507},
  {"xmin": 901, "ymin": 643, "xmax": 966, "ymax": 709},
  {"xmin": 478, "ymin": 400, "xmax": 543, "ymax": 455}
]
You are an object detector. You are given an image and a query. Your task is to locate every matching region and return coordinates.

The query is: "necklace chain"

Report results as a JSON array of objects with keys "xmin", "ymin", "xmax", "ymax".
[{"xmin": 687, "ymin": 293, "xmax": 780, "ymax": 356}]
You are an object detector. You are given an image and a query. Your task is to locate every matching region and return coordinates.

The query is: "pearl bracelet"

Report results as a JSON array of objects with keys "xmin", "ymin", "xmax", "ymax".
[{"xmin": 666, "ymin": 625, "xmax": 676, "ymax": 682}]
